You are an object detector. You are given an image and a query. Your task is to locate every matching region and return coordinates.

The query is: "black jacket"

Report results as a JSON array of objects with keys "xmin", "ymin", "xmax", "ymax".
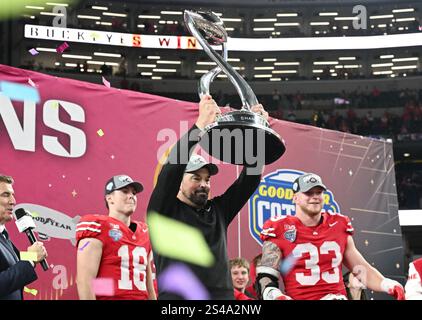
[{"xmin": 147, "ymin": 125, "xmax": 261, "ymax": 299}]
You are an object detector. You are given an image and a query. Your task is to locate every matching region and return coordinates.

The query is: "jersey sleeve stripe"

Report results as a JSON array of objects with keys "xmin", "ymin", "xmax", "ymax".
[
  {"xmin": 77, "ymin": 222, "xmax": 101, "ymax": 227},
  {"xmin": 76, "ymin": 227, "xmax": 101, "ymax": 233}
]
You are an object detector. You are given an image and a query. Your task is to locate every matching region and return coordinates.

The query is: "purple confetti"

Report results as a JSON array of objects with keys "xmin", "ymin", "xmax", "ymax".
[
  {"xmin": 29, "ymin": 48, "xmax": 39, "ymax": 56},
  {"xmin": 159, "ymin": 263, "xmax": 210, "ymax": 300},
  {"xmin": 79, "ymin": 241, "xmax": 90, "ymax": 251}
]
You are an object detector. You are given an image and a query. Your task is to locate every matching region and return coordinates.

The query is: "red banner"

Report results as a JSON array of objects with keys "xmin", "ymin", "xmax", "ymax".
[{"xmin": 0, "ymin": 64, "xmax": 404, "ymax": 299}]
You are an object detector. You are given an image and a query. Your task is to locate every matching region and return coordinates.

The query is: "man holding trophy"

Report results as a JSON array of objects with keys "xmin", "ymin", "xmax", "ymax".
[{"xmin": 147, "ymin": 10, "xmax": 286, "ymax": 300}]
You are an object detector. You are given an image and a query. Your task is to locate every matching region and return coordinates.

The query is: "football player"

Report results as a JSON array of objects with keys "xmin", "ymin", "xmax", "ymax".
[
  {"xmin": 256, "ymin": 173, "xmax": 405, "ymax": 300},
  {"xmin": 405, "ymin": 258, "xmax": 422, "ymax": 300},
  {"xmin": 76, "ymin": 175, "xmax": 156, "ymax": 300}
]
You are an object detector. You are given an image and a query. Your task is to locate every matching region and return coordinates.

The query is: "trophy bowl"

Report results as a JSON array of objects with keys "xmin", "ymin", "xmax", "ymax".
[{"xmin": 184, "ymin": 10, "xmax": 286, "ymax": 166}]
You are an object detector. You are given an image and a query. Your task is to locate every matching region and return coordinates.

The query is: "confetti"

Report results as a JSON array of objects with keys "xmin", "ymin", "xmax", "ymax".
[
  {"xmin": 90, "ymin": 32, "xmax": 100, "ymax": 39},
  {"xmin": 159, "ymin": 263, "xmax": 210, "ymax": 300},
  {"xmin": 20, "ymin": 251, "xmax": 38, "ymax": 262},
  {"xmin": 92, "ymin": 278, "xmax": 115, "ymax": 296},
  {"xmin": 56, "ymin": 42, "xmax": 69, "ymax": 53},
  {"xmin": 97, "ymin": 129, "xmax": 104, "ymax": 137},
  {"xmin": 279, "ymin": 254, "xmax": 298, "ymax": 275},
  {"xmin": 102, "ymin": 76, "xmax": 111, "ymax": 88},
  {"xmin": 79, "ymin": 241, "xmax": 90, "ymax": 251},
  {"xmin": 148, "ymin": 212, "xmax": 214, "ymax": 267},
  {"xmin": 29, "ymin": 48, "xmax": 39, "ymax": 56},
  {"xmin": 27, "ymin": 78, "xmax": 37, "ymax": 88},
  {"xmin": 0, "ymin": 81, "xmax": 40, "ymax": 103},
  {"xmin": 24, "ymin": 287, "xmax": 38, "ymax": 296},
  {"xmin": 28, "ymin": 211, "xmax": 39, "ymax": 218}
]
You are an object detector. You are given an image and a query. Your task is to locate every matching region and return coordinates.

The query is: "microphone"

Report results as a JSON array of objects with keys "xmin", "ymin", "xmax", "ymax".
[{"xmin": 13, "ymin": 208, "xmax": 49, "ymax": 271}]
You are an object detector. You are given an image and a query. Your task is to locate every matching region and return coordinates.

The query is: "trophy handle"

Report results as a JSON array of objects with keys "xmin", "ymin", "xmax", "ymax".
[
  {"xmin": 184, "ymin": 10, "xmax": 259, "ymax": 111},
  {"xmin": 198, "ymin": 43, "xmax": 227, "ymax": 98}
]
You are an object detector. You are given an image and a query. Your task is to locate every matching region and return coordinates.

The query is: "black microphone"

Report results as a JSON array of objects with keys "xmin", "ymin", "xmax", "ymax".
[{"xmin": 13, "ymin": 208, "xmax": 49, "ymax": 271}]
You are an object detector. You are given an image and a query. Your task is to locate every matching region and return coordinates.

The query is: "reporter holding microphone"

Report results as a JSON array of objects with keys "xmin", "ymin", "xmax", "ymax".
[{"xmin": 0, "ymin": 175, "xmax": 48, "ymax": 300}]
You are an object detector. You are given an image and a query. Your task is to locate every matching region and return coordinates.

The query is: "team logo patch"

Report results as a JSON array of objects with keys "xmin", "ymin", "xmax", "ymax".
[
  {"xmin": 108, "ymin": 228, "xmax": 123, "ymax": 241},
  {"xmin": 248, "ymin": 169, "xmax": 340, "ymax": 245},
  {"xmin": 284, "ymin": 225, "xmax": 297, "ymax": 242}
]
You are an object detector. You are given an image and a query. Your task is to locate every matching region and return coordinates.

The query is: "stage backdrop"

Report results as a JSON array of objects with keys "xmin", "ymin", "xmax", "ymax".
[{"xmin": 0, "ymin": 64, "xmax": 404, "ymax": 300}]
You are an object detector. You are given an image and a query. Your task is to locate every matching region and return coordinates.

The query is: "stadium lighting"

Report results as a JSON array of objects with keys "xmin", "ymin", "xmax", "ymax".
[
  {"xmin": 227, "ymin": 58, "xmax": 240, "ymax": 62},
  {"xmin": 94, "ymin": 52, "xmax": 122, "ymax": 58},
  {"xmin": 277, "ymin": 13, "xmax": 298, "ymax": 17},
  {"xmin": 139, "ymin": 15, "xmax": 160, "ymax": 19},
  {"xmin": 339, "ymin": 57, "xmax": 356, "ymax": 60},
  {"xmin": 147, "ymin": 56, "xmax": 160, "ymax": 60},
  {"xmin": 392, "ymin": 57, "xmax": 419, "ymax": 62},
  {"xmin": 370, "ymin": 15, "xmax": 394, "ymax": 19},
  {"xmin": 272, "ymin": 70, "xmax": 297, "ymax": 74},
  {"xmin": 221, "ymin": 18, "xmax": 242, "ymax": 22},
  {"xmin": 137, "ymin": 64, "xmax": 156, "ymax": 68},
  {"xmin": 373, "ymin": 71, "xmax": 393, "ymax": 75},
  {"xmin": 35, "ymin": 47, "xmax": 56, "ymax": 52},
  {"xmin": 310, "ymin": 22, "xmax": 330, "ymax": 26},
  {"xmin": 40, "ymin": 12, "xmax": 64, "ymax": 16},
  {"xmin": 391, "ymin": 65, "xmax": 418, "ymax": 70},
  {"xmin": 141, "ymin": 72, "xmax": 152, "ymax": 76},
  {"xmin": 46, "ymin": 2, "xmax": 69, "ymax": 6},
  {"xmin": 197, "ymin": 62, "xmax": 216, "ymax": 65},
  {"xmin": 152, "ymin": 76, "xmax": 162, "ymax": 80},
  {"xmin": 157, "ymin": 61, "xmax": 182, "ymax": 64},
  {"xmin": 65, "ymin": 63, "xmax": 77, "ymax": 67},
  {"xmin": 253, "ymin": 28, "xmax": 274, "ymax": 31},
  {"xmin": 335, "ymin": 17, "xmax": 359, "ymax": 21},
  {"xmin": 319, "ymin": 12, "xmax": 338, "ymax": 16},
  {"xmin": 274, "ymin": 62, "xmax": 300, "ymax": 66},
  {"xmin": 380, "ymin": 55, "xmax": 394, "ymax": 59},
  {"xmin": 392, "ymin": 8, "xmax": 415, "ymax": 13},
  {"xmin": 92, "ymin": 6, "xmax": 108, "ymax": 11},
  {"xmin": 254, "ymin": 19, "xmax": 277, "ymax": 22},
  {"xmin": 153, "ymin": 69, "xmax": 177, "ymax": 72},
  {"xmin": 25, "ymin": 6, "xmax": 44, "ymax": 10},
  {"xmin": 194, "ymin": 70, "xmax": 208, "ymax": 73},
  {"xmin": 62, "ymin": 54, "xmax": 92, "ymax": 60},
  {"xmin": 395, "ymin": 18, "xmax": 416, "ymax": 22},
  {"xmin": 77, "ymin": 15, "xmax": 101, "ymax": 20},
  {"xmin": 313, "ymin": 61, "xmax": 338, "ymax": 65},
  {"xmin": 403, "ymin": 153, "xmax": 411, "ymax": 157},
  {"xmin": 254, "ymin": 67, "xmax": 274, "ymax": 70},
  {"xmin": 254, "ymin": 74, "xmax": 272, "ymax": 78},
  {"xmin": 160, "ymin": 11, "xmax": 183, "ymax": 15},
  {"xmin": 313, "ymin": 69, "xmax": 323, "ymax": 73},
  {"xmin": 371, "ymin": 63, "xmax": 394, "ymax": 67},
  {"xmin": 270, "ymin": 78, "xmax": 282, "ymax": 81},
  {"xmin": 274, "ymin": 23, "xmax": 300, "ymax": 26},
  {"xmin": 263, "ymin": 58, "xmax": 277, "ymax": 62},
  {"xmin": 103, "ymin": 12, "xmax": 127, "ymax": 18}
]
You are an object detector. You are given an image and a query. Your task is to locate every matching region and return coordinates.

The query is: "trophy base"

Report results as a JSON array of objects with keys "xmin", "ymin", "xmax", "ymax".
[{"xmin": 199, "ymin": 111, "xmax": 286, "ymax": 166}]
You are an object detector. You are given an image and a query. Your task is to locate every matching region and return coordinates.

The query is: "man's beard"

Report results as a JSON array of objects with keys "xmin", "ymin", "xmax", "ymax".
[{"xmin": 188, "ymin": 188, "xmax": 209, "ymax": 207}]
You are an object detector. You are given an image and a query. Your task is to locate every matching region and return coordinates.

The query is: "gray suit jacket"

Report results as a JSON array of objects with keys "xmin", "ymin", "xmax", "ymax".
[{"xmin": 0, "ymin": 232, "xmax": 38, "ymax": 300}]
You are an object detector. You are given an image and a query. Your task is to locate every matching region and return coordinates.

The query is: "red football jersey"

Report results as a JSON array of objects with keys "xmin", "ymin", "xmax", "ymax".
[
  {"xmin": 405, "ymin": 258, "xmax": 422, "ymax": 300},
  {"xmin": 76, "ymin": 214, "xmax": 153, "ymax": 300},
  {"xmin": 261, "ymin": 212, "xmax": 354, "ymax": 300}
]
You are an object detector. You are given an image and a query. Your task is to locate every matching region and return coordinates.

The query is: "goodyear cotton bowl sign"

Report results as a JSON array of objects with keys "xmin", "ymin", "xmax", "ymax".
[{"xmin": 248, "ymin": 169, "xmax": 340, "ymax": 245}]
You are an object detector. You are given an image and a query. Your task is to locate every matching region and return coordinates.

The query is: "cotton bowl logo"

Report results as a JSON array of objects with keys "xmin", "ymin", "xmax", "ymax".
[{"xmin": 248, "ymin": 169, "xmax": 340, "ymax": 245}]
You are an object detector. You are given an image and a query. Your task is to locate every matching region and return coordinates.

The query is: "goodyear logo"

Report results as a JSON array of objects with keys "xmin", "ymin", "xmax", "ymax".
[{"xmin": 248, "ymin": 169, "xmax": 340, "ymax": 245}]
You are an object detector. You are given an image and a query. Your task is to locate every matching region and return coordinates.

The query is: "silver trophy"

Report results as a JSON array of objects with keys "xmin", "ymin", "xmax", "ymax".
[{"xmin": 184, "ymin": 10, "xmax": 286, "ymax": 165}]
